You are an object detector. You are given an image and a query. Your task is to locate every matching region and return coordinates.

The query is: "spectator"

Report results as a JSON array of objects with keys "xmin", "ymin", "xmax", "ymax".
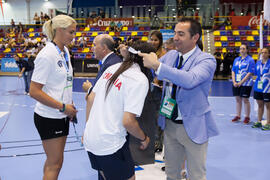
[
  {"xmin": 109, "ymin": 20, "xmax": 116, "ymax": 31},
  {"xmin": 44, "ymin": 13, "xmax": 50, "ymax": 21},
  {"xmin": 89, "ymin": 11, "xmax": 97, "ymax": 19},
  {"xmin": 33, "ymin": 12, "xmax": 40, "ymax": 28},
  {"xmin": 214, "ymin": 51, "xmax": 222, "ymax": 77},
  {"xmin": 116, "ymin": 21, "xmax": 123, "ymax": 32},
  {"xmin": 99, "ymin": 9, "xmax": 105, "ymax": 18},
  {"xmin": 164, "ymin": 37, "xmax": 176, "ymax": 52},
  {"xmin": 40, "ymin": 12, "xmax": 45, "ymax": 24},
  {"xmin": 14, "ymin": 54, "xmax": 32, "ymax": 95},
  {"xmin": 10, "ymin": 19, "xmax": 15, "ymax": 29}
]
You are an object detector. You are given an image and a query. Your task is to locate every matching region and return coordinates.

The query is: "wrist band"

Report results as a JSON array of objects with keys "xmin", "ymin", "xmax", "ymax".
[
  {"xmin": 140, "ymin": 133, "xmax": 147, "ymax": 142},
  {"xmin": 59, "ymin": 103, "xmax": 66, "ymax": 112},
  {"xmin": 87, "ymin": 86, "xmax": 93, "ymax": 95}
]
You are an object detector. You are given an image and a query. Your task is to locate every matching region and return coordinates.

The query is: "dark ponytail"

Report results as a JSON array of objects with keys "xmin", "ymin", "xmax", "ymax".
[{"xmin": 105, "ymin": 41, "xmax": 155, "ymax": 97}]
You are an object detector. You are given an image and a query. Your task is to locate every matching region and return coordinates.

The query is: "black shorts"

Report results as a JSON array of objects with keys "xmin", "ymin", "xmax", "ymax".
[
  {"xmin": 87, "ymin": 139, "xmax": 134, "ymax": 180},
  {"xmin": 232, "ymin": 86, "xmax": 252, "ymax": 98},
  {"xmin": 34, "ymin": 112, "xmax": 69, "ymax": 140},
  {"xmin": 253, "ymin": 91, "xmax": 270, "ymax": 102}
]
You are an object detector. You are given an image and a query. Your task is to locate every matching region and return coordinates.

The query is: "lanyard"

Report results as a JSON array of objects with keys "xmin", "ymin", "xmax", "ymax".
[
  {"xmin": 52, "ymin": 41, "xmax": 69, "ymax": 72},
  {"xmin": 174, "ymin": 53, "xmax": 192, "ymax": 69},
  {"xmin": 259, "ymin": 61, "xmax": 268, "ymax": 79}
]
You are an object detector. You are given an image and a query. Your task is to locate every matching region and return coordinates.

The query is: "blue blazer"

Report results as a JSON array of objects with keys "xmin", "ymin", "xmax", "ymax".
[
  {"xmin": 93, "ymin": 53, "xmax": 122, "ymax": 86},
  {"xmin": 157, "ymin": 47, "xmax": 219, "ymax": 144}
]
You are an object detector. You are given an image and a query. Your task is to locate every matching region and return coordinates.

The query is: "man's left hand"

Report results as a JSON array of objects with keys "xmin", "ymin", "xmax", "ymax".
[{"xmin": 138, "ymin": 52, "xmax": 160, "ymax": 71}]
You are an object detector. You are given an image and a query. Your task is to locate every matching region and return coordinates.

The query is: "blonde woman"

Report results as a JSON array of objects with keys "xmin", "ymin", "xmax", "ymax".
[{"xmin": 30, "ymin": 15, "xmax": 77, "ymax": 180}]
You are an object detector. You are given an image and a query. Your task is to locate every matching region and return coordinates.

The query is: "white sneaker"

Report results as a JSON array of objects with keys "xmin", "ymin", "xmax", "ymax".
[{"xmin": 181, "ymin": 169, "xmax": 187, "ymax": 179}]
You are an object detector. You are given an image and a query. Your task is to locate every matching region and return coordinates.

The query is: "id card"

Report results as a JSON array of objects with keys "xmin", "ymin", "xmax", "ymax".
[
  {"xmin": 257, "ymin": 81, "xmax": 263, "ymax": 90},
  {"xmin": 62, "ymin": 74, "xmax": 73, "ymax": 104},
  {"xmin": 160, "ymin": 98, "xmax": 177, "ymax": 119},
  {"xmin": 236, "ymin": 74, "xmax": 241, "ymax": 82}
]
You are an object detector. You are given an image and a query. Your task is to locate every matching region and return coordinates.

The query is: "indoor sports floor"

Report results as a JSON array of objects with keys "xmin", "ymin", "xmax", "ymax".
[{"xmin": 0, "ymin": 76, "xmax": 270, "ymax": 180}]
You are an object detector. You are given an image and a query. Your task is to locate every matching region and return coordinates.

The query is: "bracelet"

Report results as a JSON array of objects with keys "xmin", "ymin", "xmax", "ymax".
[
  {"xmin": 140, "ymin": 133, "xmax": 147, "ymax": 142},
  {"xmin": 59, "ymin": 103, "xmax": 66, "ymax": 112}
]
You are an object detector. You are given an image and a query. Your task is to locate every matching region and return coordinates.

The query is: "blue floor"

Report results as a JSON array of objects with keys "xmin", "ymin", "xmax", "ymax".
[{"xmin": 0, "ymin": 76, "xmax": 270, "ymax": 180}]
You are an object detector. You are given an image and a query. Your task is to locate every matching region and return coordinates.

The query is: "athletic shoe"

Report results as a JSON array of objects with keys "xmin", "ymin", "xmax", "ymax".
[
  {"xmin": 261, "ymin": 124, "xmax": 270, "ymax": 130},
  {"xmin": 231, "ymin": 116, "xmax": 240, "ymax": 122},
  {"xmin": 243, "ymin": 117, "xmax": 250, "ymax": 124},
  {"xmin": 161, "ymin": 166, "xmax": 165, "ymax": 171},
  {"xmin": 252, "ymin": 122, "xmax": 262, "ymax": 128},
  {"xmin": 181, "ymin": 169, "xmax": 187, "ymax": 179}
]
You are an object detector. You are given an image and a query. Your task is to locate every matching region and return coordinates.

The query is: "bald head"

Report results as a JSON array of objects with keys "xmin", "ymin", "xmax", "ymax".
[
  {"xmin": 95, "ymin": 34, "xmax": 114, "ymax": 51},
  {"xmin": 93, "ymin": 34, "xmax": 115, "ymax": 60}
]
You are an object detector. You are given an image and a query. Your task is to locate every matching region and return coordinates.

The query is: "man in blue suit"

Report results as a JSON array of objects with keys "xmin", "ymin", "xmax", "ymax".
[
  {"xmin": 82, "ymin": 34, "xmax": 122, "ymax": 96},
  {"xmin": 139, "ymin": 18, "xmax": 219, "ymax": 180}
]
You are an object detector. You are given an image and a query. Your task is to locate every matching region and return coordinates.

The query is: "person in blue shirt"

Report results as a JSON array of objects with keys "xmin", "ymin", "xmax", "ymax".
[
  {"xmin": 231, "ymin": 44, "xmax": 255, "ymax": 124},
  {"xmin": 252, "ymin": 48, "xmax": 270, "ymax": 130}
]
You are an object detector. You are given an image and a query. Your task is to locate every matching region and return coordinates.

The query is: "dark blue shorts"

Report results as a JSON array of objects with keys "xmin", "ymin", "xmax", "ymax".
[
  {"xmin": 254, "ymin": 91, "xmax": 270, "ymax": 102},
  {"xmin": 87, "ymin": 139, "xmax": 134, "ymax": 180},
  {"xmin": 232, "ymin": 86, "xmax": 252, "ymax": 98}
]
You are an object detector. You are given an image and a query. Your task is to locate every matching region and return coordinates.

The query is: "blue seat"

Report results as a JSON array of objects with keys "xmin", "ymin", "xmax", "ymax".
[
  {"xmin": 238, "ymin": 26, "xmax": 245, "ymax": 30},
  {"xmin": 226, "ymin": 31, "xmax": 232, "ymax": 36},
  {"xmin": 220, "ymin": 26, "xmax": 225, "ymax": 30},
  {"xmin": 120, "ymin": 32, "xmax": 126, "ymax": 36},
  {"xmin": 240, "ymin": 31, "xmax": 245, "ymax": 36},
  {"xmin": 244, "ymin": 26, "xmax": 251, "ymax": 30},
  {"xmin": 248, "ymin": 42, "xmax": 255, "ymax": 47},
  {"xmin": 220, "ymin": 31, "xmax": 226, "ymax": 36},
  {"xmin": 254, "ymin": 36, "xmax": 259, "ymax": 41},
  {"xmin": 221, "ymin": 42, "xmax": 228, "ymax": 47},
  {"xmin": 137, "ymin": 32, "xmax": 143, "ymax": 36},
  {"xmin": 235, "ymin": 36, "xmax": 240, "ymax": 41},
  {"xmin": 228, "ymin": 36, "xmax": 234, "ymax": 41},
  {"xmin": 133, "ymin": 26, "xmax": 139, "ymax": 31}
]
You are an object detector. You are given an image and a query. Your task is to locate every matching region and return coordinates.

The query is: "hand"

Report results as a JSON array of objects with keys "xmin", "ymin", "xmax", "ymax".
[
  {"xmin": 18, "ymin": 73, "xmax": 22, "ymax": 78},
  {"xmin": 233, "ymin": 81, "xmax": 238, "ymax": 87},
  {"xmin": 140, "ymin": 136, "xmax": 150, "ymax": 150},
  {"xmin": 119, "ymin": 44, "xmax": 128, "ymax": 58},
  {"xmin": 138, "ymin": 52, "xmax": 160, "ymax": 70},
  {"xmin": 82, "ymin": 80, "xmax": 92, "ymax": 92},
  {"xmin": 64, "ymin": 104, "xmax": 78, "ymax": 117},
  {"xmin": 236, "ymin": 82, "xmax": 242, "ymax": 87}
]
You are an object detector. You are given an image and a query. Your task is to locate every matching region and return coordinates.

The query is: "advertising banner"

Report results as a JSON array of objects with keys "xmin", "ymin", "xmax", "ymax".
[
  {"xmin": 231, "ymin": 16, "xmax": 270, "ymax": 27},
  {"xmin": 1, "ymin": 58, "xmax": 19, "ymax": 72},
  {"xmin": 160, "ymin": 29, "xmax": 174, "ymax": 42},
  {"xmin": 86, "ymin": 18, "xmax": 134, "ymax": 27}
]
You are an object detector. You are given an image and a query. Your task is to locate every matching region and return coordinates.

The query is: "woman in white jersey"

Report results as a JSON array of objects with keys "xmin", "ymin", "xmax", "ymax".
[
  {"xmin": 84, "ymin": 41, "xmax": 155, "ymax": 180},
  {"xmin": 29, "ymin": 15, "xmax": 77, "ymax": 180}
]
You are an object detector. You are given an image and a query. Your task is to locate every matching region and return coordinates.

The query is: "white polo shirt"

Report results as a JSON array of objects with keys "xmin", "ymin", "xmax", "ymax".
[
  {"xmin": 84, "ymin": 63, "xmax": 149, "ymax": 155},
  {"xmin": 31, "ymin": 42, "xmax": 73, "ymax": 119}
]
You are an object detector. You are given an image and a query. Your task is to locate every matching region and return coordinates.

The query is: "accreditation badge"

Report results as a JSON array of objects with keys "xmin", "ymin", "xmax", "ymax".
[
  {"xmin": 160, "ymin": 98, "xmax": 177, "ymax": 119},
  {"xmin": 236, "ymin": 74, "xmax": 241, "ymax": 82},
  {"xmin": 257, "ymin": 81, "xmax": 263, "ymax": 90},
  {"xmin": 62, "ymin": 74, "xmax": 73, "ymax": 104}
]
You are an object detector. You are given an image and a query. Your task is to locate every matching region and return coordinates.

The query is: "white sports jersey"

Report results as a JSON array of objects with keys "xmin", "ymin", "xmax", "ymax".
[
  {"xmin": 84, "ymin": 63, "xmax": 149, "ymax": 155},
  {"xmin": 31, "ymin": 42, "xmax": 73, "ymax": 119}
]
